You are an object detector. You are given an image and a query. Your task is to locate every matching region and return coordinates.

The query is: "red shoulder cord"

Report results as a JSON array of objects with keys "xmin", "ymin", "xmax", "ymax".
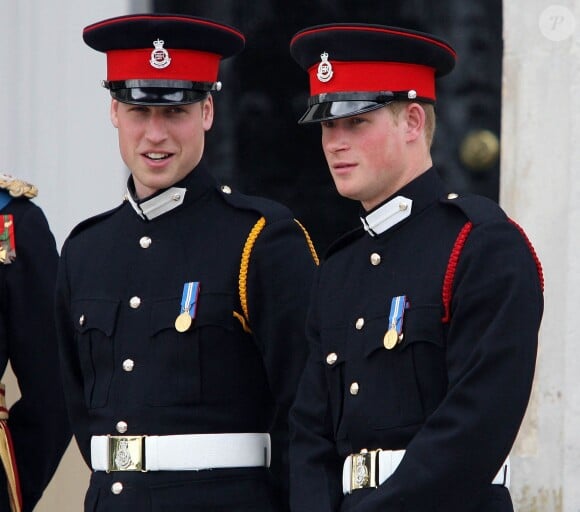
[
  {"xmin": 508, "ymin": 218, "xmax": 545, "ymax": 292},
  {"xmin": 441, "ymin": 219, "xmax": 545, "ymax": 324},
  {"xmin": 441, "ymin": 221, "xmax": 473, "ymax": 323}
]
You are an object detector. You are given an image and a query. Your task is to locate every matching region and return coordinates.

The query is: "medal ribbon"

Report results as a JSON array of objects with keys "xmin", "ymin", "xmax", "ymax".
[
  {"xmin": 388, "ymin": 295, "xmax": 406, "ymax": 335},
  {"xmin": 0, "ymin": 215, "xmax": 16, "ymax": 264},
  {"xmin": 180, "ymin": 281, "xmax": 200, "ymax": 319}
]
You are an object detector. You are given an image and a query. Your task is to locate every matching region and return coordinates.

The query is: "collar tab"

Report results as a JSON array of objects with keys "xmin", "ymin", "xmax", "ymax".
[{"xmin": 361, "ymin": 196, "xmax": 412, "ymax": 236}]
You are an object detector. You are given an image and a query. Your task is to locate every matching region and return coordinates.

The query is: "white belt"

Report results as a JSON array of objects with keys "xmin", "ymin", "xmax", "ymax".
[
  {"xmin": 91, "ymin": 433, "xmax": 271, "ymax": 472},
  {"xmin": 342, "ymin": 449, "xmax": 510, "ymax": 494}
]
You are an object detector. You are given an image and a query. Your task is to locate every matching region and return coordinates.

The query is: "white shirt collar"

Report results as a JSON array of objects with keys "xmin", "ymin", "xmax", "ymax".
[
  {"xmin": 360, "ymin": 195, "xmax": 413, "ymax": 236},
  {"xmin": 126, "ymin": 186, "xmax": 187, "ymax": 220}
]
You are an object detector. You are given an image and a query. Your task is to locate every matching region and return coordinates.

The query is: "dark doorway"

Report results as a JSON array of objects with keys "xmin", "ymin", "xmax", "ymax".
[{"xmin": 153, "ymin": 1, "xmax": 502, "ymax": 254}]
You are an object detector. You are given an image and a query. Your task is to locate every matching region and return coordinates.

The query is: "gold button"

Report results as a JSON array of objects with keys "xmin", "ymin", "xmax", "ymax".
[
  {"xmin": 447, "ymin": 193, "xmax": 459, "ymax": 200},
  {"xmin": 111, "ymin": 482, "xmax": 123, "ymax": 495},
  {"xmin": 399, "ymin": 202, "xmax": 408, "ymax": 211},
  {"xmin": 79, "ymin": 314, "xmax": 85, "ymax": 326},
  {"xmin": 326, "ymin": 353, "xmax": 338, "ymax": 365},
  {"xmin": 172, "ymin": 193, "xmax": 182, "ymax": 201},
  {"xmin": 122, "ymin": 359, "xmax": 135, "ymax": 372},
  {"xmin": 355, "ymin": 318, "xmax": 365, "ymax": 330},
  {"xmin": 116, "ymin": 421, "xmax": 128, "ymax": 434},
  {"xmin": 370, "ymin": 253, "xmax": 381, "ymax": 266},
  {"xmin": 349, "ymin": 382, "xmax": 360, "ymax": 395},
  {"xmin": 129, "ymin": 296, "xmax": 141, "ymax": 309},
  {"xmin": 221, "ymin": 185, "xmax": 232, "ymax": 194},
  {"xmin": 139, "ymin": 236, "xmax": 152, "ymax": 248}
]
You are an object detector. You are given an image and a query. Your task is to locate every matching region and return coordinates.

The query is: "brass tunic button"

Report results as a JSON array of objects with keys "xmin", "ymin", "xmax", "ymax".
[
  {"xmin": 349, "ymin": 382, "xmax": 360, "ymax": 395},
  {"xmin": 221, "ymin": 185, "xmax": 232, "ymax": 194},
  {"xmin": 79, "ymin": 314, "xmax": 85, "ymax": 326},
  {"xmin": 129, "ymin": 296, "xmax": 141, "ymax": 309},
  {"xmin": 122, "ymin": 359, "xmax": 135, "ymax": 372},
  {"xmin": 355, "ymin": 318, "xmax": 365, "ymax": 330},
  {"xmin": 370, "ymin": 253, "xmax": 381, "ymax": 266},
  {"xmin": 111, "ymin": 482, "xmax": 123, "ymax": 495},
  {"xmin": 139, "ymin": 236, "xmax": 152, "ymax": 248},
  {"xmin": 447, "ymin": 193, "xmax": 459, "ymax": 200},
  {"xmin": 326, "ymin": 353, "xmax": 338, "ymax": 366},
  {"xmin": 116, "ymin": 421, "xmax": 128, "ymax": 434}
]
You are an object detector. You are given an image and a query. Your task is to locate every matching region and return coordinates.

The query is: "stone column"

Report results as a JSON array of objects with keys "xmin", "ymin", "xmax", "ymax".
[{"xmin": 502, "ymin": 2, "xmax": 579, "ymax": 511}]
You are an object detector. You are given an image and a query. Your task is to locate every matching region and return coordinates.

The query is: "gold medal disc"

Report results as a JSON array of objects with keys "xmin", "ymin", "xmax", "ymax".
[
  {"xmin": 175, "ymin": 312, "xmax": 192, "ymax": 333},
  {"xmin": 383, "ymin": 328, "xmax": 399, "ymax": 350}
]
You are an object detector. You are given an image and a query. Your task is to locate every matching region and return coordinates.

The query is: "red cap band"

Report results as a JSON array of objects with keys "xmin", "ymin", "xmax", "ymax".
[
  {"xmin": 308, "ymin": 61, "xmax": 436, "ymax": 100},
  {"xmin": 106, "ymin": 49, "xmax": 221, "ymax": 82}
]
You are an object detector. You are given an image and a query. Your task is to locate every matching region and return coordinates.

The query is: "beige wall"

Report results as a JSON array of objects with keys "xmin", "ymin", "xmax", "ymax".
[{"xmin": 502, "ymin": 2, "xmax": 580, "ymax": 511}]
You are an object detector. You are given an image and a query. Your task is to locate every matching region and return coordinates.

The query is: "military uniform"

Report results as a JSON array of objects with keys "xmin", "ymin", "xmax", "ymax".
[
  {"xmin": 0, "ymin": 175, "xmax": 71, "ymax": 512},
  {"xmin": 56, "ymin": 164, "xmax": 316, "ymax": 511},
  {"xmin": 289, "ymin": 169, "xmax": 543, "ymax": 512},
  {"xmin": 55, "ymin": 14, "xmax": 317, "ymax": 511},
  {"xmin": 288, "ymin": 24, "xmax": 544, "ymax": 512}
]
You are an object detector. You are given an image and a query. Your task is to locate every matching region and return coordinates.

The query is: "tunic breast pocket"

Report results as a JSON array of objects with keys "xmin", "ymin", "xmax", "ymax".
[
  {"xmin": 362, "ymin": 305, "xmax": 446, "ymax": 430},
  {"xmin": 401, "ymin": 305, "xmax": 447, "ymax": 417},
  {"xmin": 73, "ymin": 299, "xmax": 120, "ymax": 409},
  {"xmin": 147, "ymin": 293, "xmax": 235, "ymax": 406}
]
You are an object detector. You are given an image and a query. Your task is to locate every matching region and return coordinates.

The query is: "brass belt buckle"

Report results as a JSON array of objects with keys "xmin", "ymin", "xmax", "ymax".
[
  {"xmin": 350, "ymin": 448, "xmax": 381, "ymax": 491},
  {"xmin": 108, "ymin": 435, "xmax": 147, "ymax": 472}
]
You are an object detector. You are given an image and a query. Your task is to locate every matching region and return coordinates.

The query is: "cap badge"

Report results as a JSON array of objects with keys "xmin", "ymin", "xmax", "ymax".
[
  {"xmin": 150, "ymin": 39, "xmax": 171, "ymax": 69},
  {"xmin": 317, "ymin": 52, "xmax": 334, "ymax": 83}
]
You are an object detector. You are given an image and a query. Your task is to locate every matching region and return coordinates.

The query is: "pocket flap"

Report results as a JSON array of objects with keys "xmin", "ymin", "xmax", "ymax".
[
  {"xmin": 72, "ymin": 299, "xmax": 119, "ymax": 336},
  {"xmin": 150, "ymin": 292, "xmax": 235, "ymax": 336},
  {"xmin": 400, "ymin": 305, "xmax": 444, "ymax": 351}
]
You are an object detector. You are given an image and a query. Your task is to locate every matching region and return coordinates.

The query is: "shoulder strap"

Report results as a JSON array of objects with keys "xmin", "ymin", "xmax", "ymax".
[
  {"xmin": 440, "ymin": 217, "xmax": 544, "ymax": 324},
  {"xmin": 236, "ymin": 217, "xmax": 319, "ymax": 334}
]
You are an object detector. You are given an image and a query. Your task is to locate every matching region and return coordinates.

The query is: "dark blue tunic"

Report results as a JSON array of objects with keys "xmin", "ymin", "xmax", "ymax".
[
  {"xmin": 0, "ymin": 191, "xmax": 71, "ymax": 511},
  {"xmin": 289, "ymin": 168, "xmax": 543, "ymax": 512},
  {"xmin": 55, "ymin": 163, "xmax": 317, "ymax": 511}
]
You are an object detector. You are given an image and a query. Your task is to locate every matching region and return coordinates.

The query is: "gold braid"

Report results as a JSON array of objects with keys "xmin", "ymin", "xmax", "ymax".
[
  {"xmin": 238, "ymin": 217, "xmax": 266, "ymax": 333},
  {"xmin": 236, "ymin": 217, "xmax": 319, "ymax": 334},
  {"xmin": 294, "ymin": 219, "xmax": 320, "ymax": 265}
]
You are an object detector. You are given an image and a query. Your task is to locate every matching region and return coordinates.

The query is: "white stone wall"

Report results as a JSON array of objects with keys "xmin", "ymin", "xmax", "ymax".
[
  {"xmin": 0, "ymin": 1, "xmax": 148, "ymax": 510},
  {"xmin": 502, "ymin": 2, "xmax": 580, "ymax": 511}
]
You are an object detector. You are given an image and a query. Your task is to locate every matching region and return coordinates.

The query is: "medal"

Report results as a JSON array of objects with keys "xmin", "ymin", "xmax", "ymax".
[
  {"xmin": 383, "ymin": 328, "xmax": 399, "ymax": 350},
  {"xmin": 175, "ymin": 312, "xmax": 193, "ymax": 333},
  {"xmin": 174, "ymin": 281, "xmax": 200, "ymax": 332},
  {"xmin": 383, "ymin": 295, "xmax": 407, "ymax": 350}
]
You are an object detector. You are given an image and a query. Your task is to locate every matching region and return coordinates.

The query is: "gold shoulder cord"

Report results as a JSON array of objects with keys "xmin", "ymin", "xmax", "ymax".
[
  {"xmin": 0, "ymin": 175, "xmax": 37, "ymax": 199},
  {"xmin": 293, "ymin": 219, "xmax": 320, "ymax": 265},
  {"xmin": 236, "ymin": 217, "xmax": 267, "ymax": 334},
  {"xmin": 235, "ymin": 217, "xmax": 319, "ymax": 334}
]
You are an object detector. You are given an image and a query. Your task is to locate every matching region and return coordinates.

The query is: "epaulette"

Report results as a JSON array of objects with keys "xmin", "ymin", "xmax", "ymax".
[
  {"xmin": 0, "ymin": 173, "xmax": 38, "ymax": 199},
  {"xmin": 216, "ymin": 183, "xmax": 292, "ymax": 223},
  {"xmin": 217, "ymin": 183, "xmax": 319, "ymax": 333},
  {"xmin": 439, "ymin": 192, "xmax": 507, "ymax": 225},
  {"xmin": 324, "ymin": 226, "xmax": 364, "ymax": 260},
  {"xmin": 68, "ymin": 204, "xmax": 124, "ymax": 239},
  {"xmin": 439, "ymin": 192, "xmax": 543, "ymax": 323}
]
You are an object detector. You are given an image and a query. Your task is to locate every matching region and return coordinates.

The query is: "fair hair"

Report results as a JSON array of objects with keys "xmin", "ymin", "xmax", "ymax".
[{"xmin": 386, "ymin": 101, "xmax": 436, "ymax": 148}]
